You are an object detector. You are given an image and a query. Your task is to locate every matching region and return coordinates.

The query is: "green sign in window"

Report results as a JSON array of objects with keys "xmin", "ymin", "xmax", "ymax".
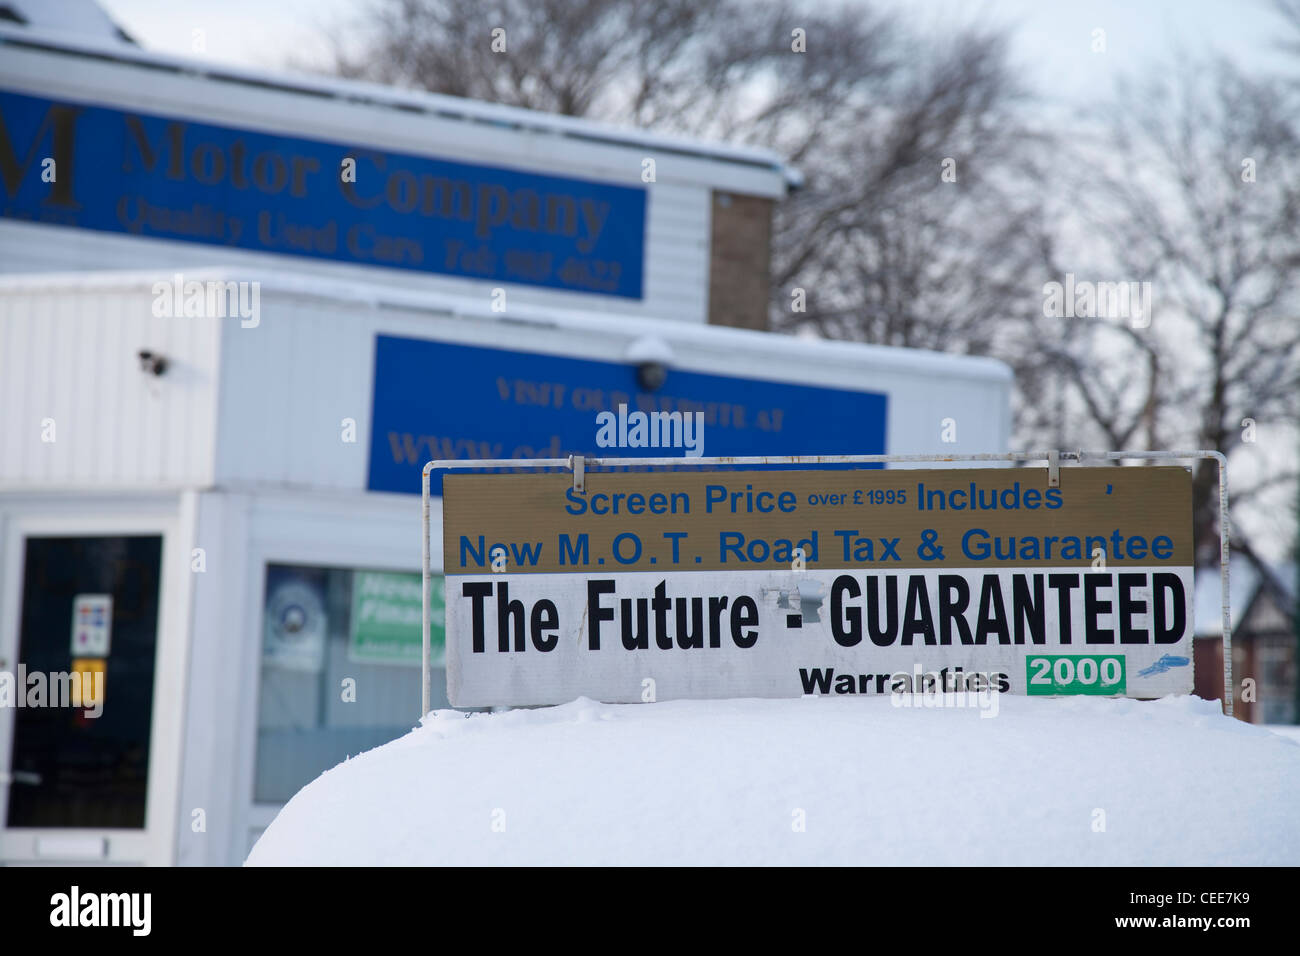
[{"xmin": 349, "ymin": 570, "xmax": 444, "ymax": 667}]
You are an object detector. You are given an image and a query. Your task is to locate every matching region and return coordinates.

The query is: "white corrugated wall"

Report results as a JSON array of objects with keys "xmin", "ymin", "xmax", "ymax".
[{"xmin": 0, "ymin": 285, "xmax": 221, "ymax": 488}]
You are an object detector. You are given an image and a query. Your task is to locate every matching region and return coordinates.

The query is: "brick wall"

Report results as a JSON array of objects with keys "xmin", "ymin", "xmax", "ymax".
[
  {"xmin": 707, "ymin": 191, "xmax": 772, "ymax": 331},
  {"xmin": 1194, "ymin": 635, "xmax": 1254, "ymax": 722}
]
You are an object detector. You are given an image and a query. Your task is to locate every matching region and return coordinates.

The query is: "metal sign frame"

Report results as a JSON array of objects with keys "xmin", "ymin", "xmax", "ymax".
[{"xmin": 422, "ymin": 450, "xmax": 1232, "ymax": 717}]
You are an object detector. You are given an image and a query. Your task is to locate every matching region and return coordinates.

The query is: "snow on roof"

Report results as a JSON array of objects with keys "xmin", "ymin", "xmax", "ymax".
[
  {"xmin": 0, "ymin": 267, "xmax": 1014, "ymax": 384},
  {"xmin": 1195, "ymin": 558, "xmax": 1297, "ymax": 637},
  {"xmin": 245, "ymin": 695, "xmax": 1300, "ymax": 865},
  {"xmin": 0, "ymin": 0, "xmax": 132, "ymax": 44},
  {"xmin": 1195, "ymin": 559, "xmax": 1259, "ymax": 638},
  {"xmin": 1272, "ymin": 562, "xmax": 1298, "ymax": 605},
  {"xmin": 0, "ymin": 22, "xmax": 800, "ymax": 187}
]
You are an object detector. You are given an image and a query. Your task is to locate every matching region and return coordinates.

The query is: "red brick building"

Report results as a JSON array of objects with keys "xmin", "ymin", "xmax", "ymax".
[{"xmin": 1194, "ymin": 559, "xmax": 1298, "ymax": 724}]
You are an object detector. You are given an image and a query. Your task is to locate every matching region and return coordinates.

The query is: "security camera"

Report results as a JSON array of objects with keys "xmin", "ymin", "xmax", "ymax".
[
  {"xmin": 137, "ymin": 349, "xmax": 168, "ymax": 376},
  {"xmin": 625, "ymin": 336, "xmax": 674, "ymax": 392},
  {"xmin": 637, "ymin": 362, "xmax": 668, "ymax": 391}
]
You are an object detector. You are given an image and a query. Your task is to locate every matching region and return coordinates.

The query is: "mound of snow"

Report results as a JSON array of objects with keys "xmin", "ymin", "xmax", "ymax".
[{"xmin": 246, "ymin": 695, "xmax": 1300, "ymax": 866}]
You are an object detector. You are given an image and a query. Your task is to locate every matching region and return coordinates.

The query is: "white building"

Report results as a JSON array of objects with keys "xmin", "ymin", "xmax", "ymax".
[{"xmin": 0, "ymin": 20, "xmax": 1012, "ymax": 865}]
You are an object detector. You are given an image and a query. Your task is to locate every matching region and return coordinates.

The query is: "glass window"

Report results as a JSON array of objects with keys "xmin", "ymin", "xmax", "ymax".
[
  {"xmin": 253, "ymin": 563, "xmax": 448, "ymax": 805},
  {"xmin": 7, "ymin": 535, "xmax": 162, "ymax": 829},
  {"xmin": 1256, "ymin": 640, "xmax": 1296, "ymax": 726}
]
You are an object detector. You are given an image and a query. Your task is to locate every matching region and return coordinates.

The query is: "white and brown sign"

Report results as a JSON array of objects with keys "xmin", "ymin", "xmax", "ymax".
[{"xmin": 442, "ymin": 466, "xmax": 1194, "ymax": 706}]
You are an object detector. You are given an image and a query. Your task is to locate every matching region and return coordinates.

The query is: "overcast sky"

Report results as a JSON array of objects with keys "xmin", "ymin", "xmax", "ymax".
[{"xmin": 97, "ymin": 0, "xmax": 1291, "ymax": 109}]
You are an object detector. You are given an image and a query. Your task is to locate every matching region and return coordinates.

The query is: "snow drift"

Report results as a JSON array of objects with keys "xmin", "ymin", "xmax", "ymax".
[{"xmin": 246, "ymin": 695, "xmax": 1300, "ymax": 866}]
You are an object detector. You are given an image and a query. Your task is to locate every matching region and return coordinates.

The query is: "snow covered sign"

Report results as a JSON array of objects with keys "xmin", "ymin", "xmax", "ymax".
[{"xmin": 440, "ymin": 465, "xmax": 1194, "ymax": 707}]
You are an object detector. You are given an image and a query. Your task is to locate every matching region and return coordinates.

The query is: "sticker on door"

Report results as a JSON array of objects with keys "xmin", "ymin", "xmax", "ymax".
[{"xmin": 71, "ymin": 594, "xmax": 113, "ymax": 657}]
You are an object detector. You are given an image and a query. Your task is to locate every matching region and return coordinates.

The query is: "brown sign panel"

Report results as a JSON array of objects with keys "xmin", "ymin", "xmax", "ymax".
[{"xmin": 444, "ymin": 467, "xmax": 1192, "ymax": 573}]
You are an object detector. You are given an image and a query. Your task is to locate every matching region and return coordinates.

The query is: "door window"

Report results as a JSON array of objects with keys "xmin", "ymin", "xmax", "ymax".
[{"xmin": 6, "ymin": 535, "xmax": 162, "ymax": 829}]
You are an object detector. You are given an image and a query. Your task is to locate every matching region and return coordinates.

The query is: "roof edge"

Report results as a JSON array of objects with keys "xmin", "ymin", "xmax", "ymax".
[
  {"xmin": 0, "ymin": 267, "xmax": 1014, "ymax": 384},
  {"xmin": 0, "ymin": 24, "xmax": 801, "ymax": 188}
]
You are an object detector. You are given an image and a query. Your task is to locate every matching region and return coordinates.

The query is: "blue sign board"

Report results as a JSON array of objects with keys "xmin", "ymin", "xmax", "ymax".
[
  {"xmin": 0, "ymin": 89, "xmax": 646, "ymax": 297},
  {"xmin": 368, "ymin": 335, "xmax": 888, "ymax": 495}
]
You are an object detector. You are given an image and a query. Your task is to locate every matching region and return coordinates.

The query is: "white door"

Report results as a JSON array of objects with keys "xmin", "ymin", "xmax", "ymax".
[{"xmin": 0, "ymin": 508, "xmax": 185, "ymax": 865}]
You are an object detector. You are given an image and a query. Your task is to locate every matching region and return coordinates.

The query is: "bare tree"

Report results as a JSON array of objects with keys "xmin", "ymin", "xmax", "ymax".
[
  {"xmin": 333, "ymin": 0, "xmax": 731, "ymax": 119},
  {"xmin": 1275, "ymin": 0, "xmax": 1300, "ymax": 59},
  {"xmin": 329, "ymin": 0, "xmax": 1053, "ymax": 394},
  {"xmin": 770, "ymin": 27, "xmax": 1053, "ymax": 357},
  {"xmin": 331, "ymin": 1, "xmax": 899, "ymax": 154},
  {"xmin": 1046, "ymin": 57, "xmax": 1300, "ymax": 566}
]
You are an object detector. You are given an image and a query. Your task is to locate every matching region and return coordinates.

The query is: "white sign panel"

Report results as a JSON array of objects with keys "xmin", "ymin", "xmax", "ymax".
[{"xmin": 442, "ymin": 467, "xmax": 1196, "ymax": 707}]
